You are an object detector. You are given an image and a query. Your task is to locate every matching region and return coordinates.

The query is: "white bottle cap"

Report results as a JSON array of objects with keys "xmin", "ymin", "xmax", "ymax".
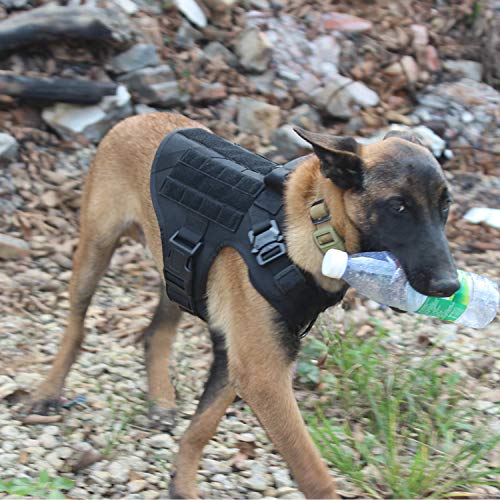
[{"xmin": 322, "ymin": 249, "xmax": 349, "ymax": 279}]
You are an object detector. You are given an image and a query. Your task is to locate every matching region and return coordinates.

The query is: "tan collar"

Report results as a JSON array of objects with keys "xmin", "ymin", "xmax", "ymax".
[{"xmin": 310, "ymin": 200, "xmax": 345, "ymax": 253}]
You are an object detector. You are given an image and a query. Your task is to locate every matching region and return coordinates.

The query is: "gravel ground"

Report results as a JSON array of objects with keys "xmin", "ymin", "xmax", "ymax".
[{"xmin": 0, "ymin": 0, "xmax": 499, "ymax": 498}]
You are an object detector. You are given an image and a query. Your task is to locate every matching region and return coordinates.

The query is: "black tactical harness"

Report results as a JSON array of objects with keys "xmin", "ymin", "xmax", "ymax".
[{"xmin": 150, "ymin": 128, "xmax": 346, "ymax": 336}]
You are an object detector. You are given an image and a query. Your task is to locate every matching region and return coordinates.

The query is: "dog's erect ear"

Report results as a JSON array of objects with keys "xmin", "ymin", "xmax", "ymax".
[
  {"xmin": 294, "ymin": 128, "xmax": 364, "ymax": 190},
  {"xmin": 384, "ymin": 129, "xmax": 423, "ymax": 146}
]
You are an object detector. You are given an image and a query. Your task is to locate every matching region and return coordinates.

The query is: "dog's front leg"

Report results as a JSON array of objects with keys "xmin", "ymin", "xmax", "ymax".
[{"xmin": 229, "ymin": 332, "xmax": 338, "ymax": 499}]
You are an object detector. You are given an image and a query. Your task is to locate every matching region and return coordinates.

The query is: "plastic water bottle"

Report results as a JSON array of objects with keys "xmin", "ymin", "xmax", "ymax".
[{"xmin": 322, "ymin": 249, "xmax": 499, "ymax": 329}]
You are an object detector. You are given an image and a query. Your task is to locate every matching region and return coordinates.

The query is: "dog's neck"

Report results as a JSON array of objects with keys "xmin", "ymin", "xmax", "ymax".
[{"xmin": 284, "ymin": 155, "xmax": 361, "ymax": 293}]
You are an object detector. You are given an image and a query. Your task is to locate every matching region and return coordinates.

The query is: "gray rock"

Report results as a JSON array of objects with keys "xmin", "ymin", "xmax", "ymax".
[
  {"xmin": 0, "ymin": 133, "xmax": 18, "ymax": 163},
  {"xmin": 174, "ymin": 0, "xmax": 207, "ymax": 28},
  {"xmin": 242, "ymin": 470, "xmax": 269, "ymax": 492},
  {"xmin": 42, "ymin": 86, "xmax": 133, "ymax": 142},
  {"xmin": 119, "ymin": 66, "xmax": 187, "ymax": 107},
  {"xmin": 1, "ymin": 425, "xmax": 21, "ymax": 439},
  {"xmin": 273, "ymin": 469, "xmax": 293, "ymax": 489},
  {"xmin": 91, "ymin": 470, "xmax": 111, "ymax": 485},
  {"xmin": 277, "ymin": 487, "xmax": 305, "ymax": 498},
  {"xmin": 192, "ymin": 82, "xmax": 227, "ymax": 103},
  {"xmin": 0, "ymin": 0, "xmax": 28, "ymax": 8},
  {"xmin": 236, "ymin": 28, "xmax": 273, "ymax": 73},
  {"xmin": 203, "ymin": 41, "xmax": 237, "ymax": 66},
  {"xmin": 312, "ymin": 74, "xmax": 379, "ymax": 119},
  {"xmin": 147, "ymin": 433, "xmax": 174, "ymax": 449},
  {"xmin": 110, "ymin": 0, "xmax": 139, "ymax": 14},
  {"xmin": 272, "ymin": 125, "xmax": 311, "ymax": 160},
  {"xmin": 111, "ymin": 44, "xmax": 160, "ymax": 74},
  {"xmin": 176, "ymin": 19, "xmax": 203, "ymax": 48},
  {"xmin": 135, "ymin": 104, "xmax": 159, "ymax": 115},
  {"xmin": 0, "ymin": 375, "xmax": 17, "ymax": 399},
  {"xmin": 201, "ymin": 458, "xmax": 232, "ymax": 474},
  {"xmin": 128, "ymin": 479, "xmax": 148, "ymax": 493},
  {"xmin": 312, "ymin": 83, "xmax": 352, "ymax": 120},
  {"xmin": 46, "ymin": 451, "xmax": 64, "ymax": 470},
  {"xmin": 289, "ymin": 104, "xmax": 321, "ymax": 130},
  {"xmin": 249, "ymin": 70, "xmax": 276, "ymax": 95},
  {"xmin": 0, "ymin": 234, "xmax": 30, "ymax": 259},
  {"xmin": 39, "ymin": 434, "xmax": 59, "ymax": 450},
  {"xmin": 108, "ymin": 460, "xmax": 130, "ymax": 484},
  {"xmin": 443, "ymin": 60, "xmax": 483, "ymax": 82},
  {"xmin": 237, "ymin": 98, "xmax": 281, "ymax": 140}
]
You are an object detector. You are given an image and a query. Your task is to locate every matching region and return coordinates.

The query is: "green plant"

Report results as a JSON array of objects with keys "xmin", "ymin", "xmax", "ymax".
[
  {"xmin": 102, "ymin": 395, "xmax": 148, "ymax": 457},
  {"xmin": 301, "ymin": 324, "xmax": 499, "ymax": 498},
  {"xmin": 0, "ymin": 470, "xmax": 74, "ymax": 499}
]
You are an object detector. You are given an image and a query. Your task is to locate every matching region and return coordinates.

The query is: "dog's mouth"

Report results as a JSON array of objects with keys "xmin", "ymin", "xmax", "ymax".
[{"xmin": 405, "ymin": 268, "xmax": 460, "ymax": 298}]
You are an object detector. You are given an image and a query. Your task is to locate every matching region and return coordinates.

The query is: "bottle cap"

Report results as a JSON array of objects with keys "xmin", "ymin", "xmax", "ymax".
[{"xmin": 322, "ymin": 249, "xmax": 349, "ymax": 279}]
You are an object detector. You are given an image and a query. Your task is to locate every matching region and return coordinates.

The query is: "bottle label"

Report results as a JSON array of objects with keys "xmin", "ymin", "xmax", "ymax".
[{"xmin": 416, "ymin": 271, "xmax": 470, "ymax": 321}]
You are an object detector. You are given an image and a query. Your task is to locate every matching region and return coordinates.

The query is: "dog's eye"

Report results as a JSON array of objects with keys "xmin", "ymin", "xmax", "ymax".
[{"xmin": 388, "ymin": 200, "xmax": 407, "ymax": 214}]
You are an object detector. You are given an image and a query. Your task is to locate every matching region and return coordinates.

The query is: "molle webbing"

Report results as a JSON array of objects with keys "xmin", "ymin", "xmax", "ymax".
[{"xmin": 150, "ymin": 128, "xmax": 345, "ymax": 335}]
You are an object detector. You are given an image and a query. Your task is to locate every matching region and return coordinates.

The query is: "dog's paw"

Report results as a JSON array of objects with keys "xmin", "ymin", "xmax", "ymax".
[
  {"xmin": 148, "ymin": 404, "xmax": 177, "ymax": 432},
  {"xmin": 168, "ymin": 481, "xmax": 198, "ymax": 499},
  {"xmin": 21, "ymin": 395, "xmax": 61, "ymax": 417}
]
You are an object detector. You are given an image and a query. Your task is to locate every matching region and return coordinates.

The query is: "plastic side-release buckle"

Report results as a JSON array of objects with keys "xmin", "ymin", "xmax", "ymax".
[
  {"xmin": 164, "ymin": 228, "xmax": 202, "ymax": 312},
  {"xmin": 248, "ymin": 219, "xmax": 286, "ymax": 266}
]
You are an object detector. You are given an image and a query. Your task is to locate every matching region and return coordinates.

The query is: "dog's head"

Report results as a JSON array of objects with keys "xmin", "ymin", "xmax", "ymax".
[{"xmin": 295, "ymin": 128, "xmax": 459, "ymax": 298}]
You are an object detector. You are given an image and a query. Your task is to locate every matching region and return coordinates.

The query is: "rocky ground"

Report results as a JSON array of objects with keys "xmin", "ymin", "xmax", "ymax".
[{"xmin": 0, "ymin": 0, "xmax": 499, "ymax": 498}]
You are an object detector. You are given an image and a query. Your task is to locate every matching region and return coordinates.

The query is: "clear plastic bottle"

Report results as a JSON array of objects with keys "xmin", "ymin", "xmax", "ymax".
[{"xmin": 322, "ymin": 249, "xmax": 499, "ymax": 329}]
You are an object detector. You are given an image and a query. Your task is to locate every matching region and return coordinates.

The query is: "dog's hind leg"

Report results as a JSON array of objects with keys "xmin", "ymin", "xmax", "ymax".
[
  {"xmin": 25, "ymin": 171, "xmax": 131, "ymax": 415},
  {"xmin": 144, "ymin": 286, "xmax": 182, "ymax": 431},
  {"xmin": 169, "ymin": 328, "xmax": 236, "ymax": 499}
]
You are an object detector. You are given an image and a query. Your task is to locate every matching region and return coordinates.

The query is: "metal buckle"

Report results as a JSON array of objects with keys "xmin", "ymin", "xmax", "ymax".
[{"xmin": 248, "ymin": 220, "xmax": 286, "ymax": 266}]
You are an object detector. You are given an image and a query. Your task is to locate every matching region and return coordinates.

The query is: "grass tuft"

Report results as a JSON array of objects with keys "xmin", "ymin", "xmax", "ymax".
[
  {"xmin": 300, "ymin": 322, "xmax": 499, "ymax": 498},
  {"xmin": 0, "ymin": 470, "xmax": 74, "ymax": 499}
]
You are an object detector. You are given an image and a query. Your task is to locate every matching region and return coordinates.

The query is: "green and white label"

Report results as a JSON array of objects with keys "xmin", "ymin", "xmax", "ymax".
[{"xmin": 417, "ymin": 270, "xmax": 470, "ymax": 322}]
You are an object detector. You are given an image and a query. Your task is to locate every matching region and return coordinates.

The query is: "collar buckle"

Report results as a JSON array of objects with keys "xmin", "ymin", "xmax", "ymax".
[{"xmin": 310, "ymin": 200, "xmax": 345, "ymax": 253}]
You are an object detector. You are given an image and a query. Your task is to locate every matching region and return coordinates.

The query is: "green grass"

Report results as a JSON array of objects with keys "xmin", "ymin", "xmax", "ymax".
[
  {"xmin": 0, "ymin": 471, "xmax": 74, "ymax": 499},
  {"xmin": 299, "ymin": 322, "xmax": 499, "ymax": 499}
]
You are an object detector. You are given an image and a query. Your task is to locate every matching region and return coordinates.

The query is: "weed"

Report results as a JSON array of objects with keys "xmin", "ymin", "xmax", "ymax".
[
  {"xmin": 0, "ymin": 470, "xmax": 74, "ymax": 499},
  {"xmin": 301, "ymin": 323, "xmax": 499, "ymax": 498},
  {"xmin": 102, "ymin": 394, "xmax": 148, "ymax": 458}
]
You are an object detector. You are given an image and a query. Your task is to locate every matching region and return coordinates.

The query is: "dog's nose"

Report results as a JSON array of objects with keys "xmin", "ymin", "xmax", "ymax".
[{"xmin": 427, "ymin": 277, "xmax": 460, "ymax": 297}]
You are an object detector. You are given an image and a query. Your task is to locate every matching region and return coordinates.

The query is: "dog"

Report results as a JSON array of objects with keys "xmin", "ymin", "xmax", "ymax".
[{"xmin": 23, "ymin": 113, "xmax": 459, "ymax": 499}]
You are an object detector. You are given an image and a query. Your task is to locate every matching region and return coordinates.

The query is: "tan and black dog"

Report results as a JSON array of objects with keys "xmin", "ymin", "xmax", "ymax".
[{"xmin": 24, "ymin": 113, "xmax": 459, "ymax": 499}]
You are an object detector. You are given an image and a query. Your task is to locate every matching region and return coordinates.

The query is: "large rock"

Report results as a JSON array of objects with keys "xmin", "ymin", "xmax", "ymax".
[
  {"xmin": 0, "ymin": 133, "xmax": 18, "ymax": 163},
  {"xmin": 0, "ymin": 133, "xmax": 19, "ymax": 163},
  {"xmin": 42, "ymin": 85, "xmax": 133, "ymax": 142},
  {"xmin": 175, "ymin": 19, "xmax": 203, "ymax": 48},
  {"xmin": 0, "ymin": 234, "xmax": 30, "ymax": 259},
  {"xmin": 413, "ymin": 78, "xmax": 499, "ymax": 154},
  {"xmin": 110, "ymin": 44, "xmax": 159, "ymax": 74},
  {"xmin": 119, "ymin": 65, "xmax": 188, "ymax": 107},
  {"xmin": 475, "ymin": 0, "xmax": 499, "ymax": 88},
  {"xmin": 443, "ymin": 60, "xmax": 483, "ymax": 82},
  {"xmin": 236, "ymin": 28, "xmax": 272, "ymax": 73},
  {"xmin": 174, "ymin": 0, "xmax": 207, "ymax": 28},
  {"xmin": 237, "ymin": 98, "xmax": 280, "ymax": 140},
  {"xmin": 272, "ymin": 125, "xmax": 311, "ymax": 160},
  {"xmin": 312, "ymin": 75, "xmax": 379, "ymax": 119},
  {"xmin": 289, "ymin": 104, "xmax": 321, "ymax": 130},
  {"xmin": 203, "ymin": 41, "xmax": 237, "ymax": 66}
]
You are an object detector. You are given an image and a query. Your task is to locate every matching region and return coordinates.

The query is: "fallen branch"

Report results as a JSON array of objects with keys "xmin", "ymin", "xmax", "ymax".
[
  {"xmin": 0, "ymin": 71, "xmax": 117, "ymax": 104},
  {"xmin": 0, "ymin": 5, "xmax": 134, "ymax": 54}
]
